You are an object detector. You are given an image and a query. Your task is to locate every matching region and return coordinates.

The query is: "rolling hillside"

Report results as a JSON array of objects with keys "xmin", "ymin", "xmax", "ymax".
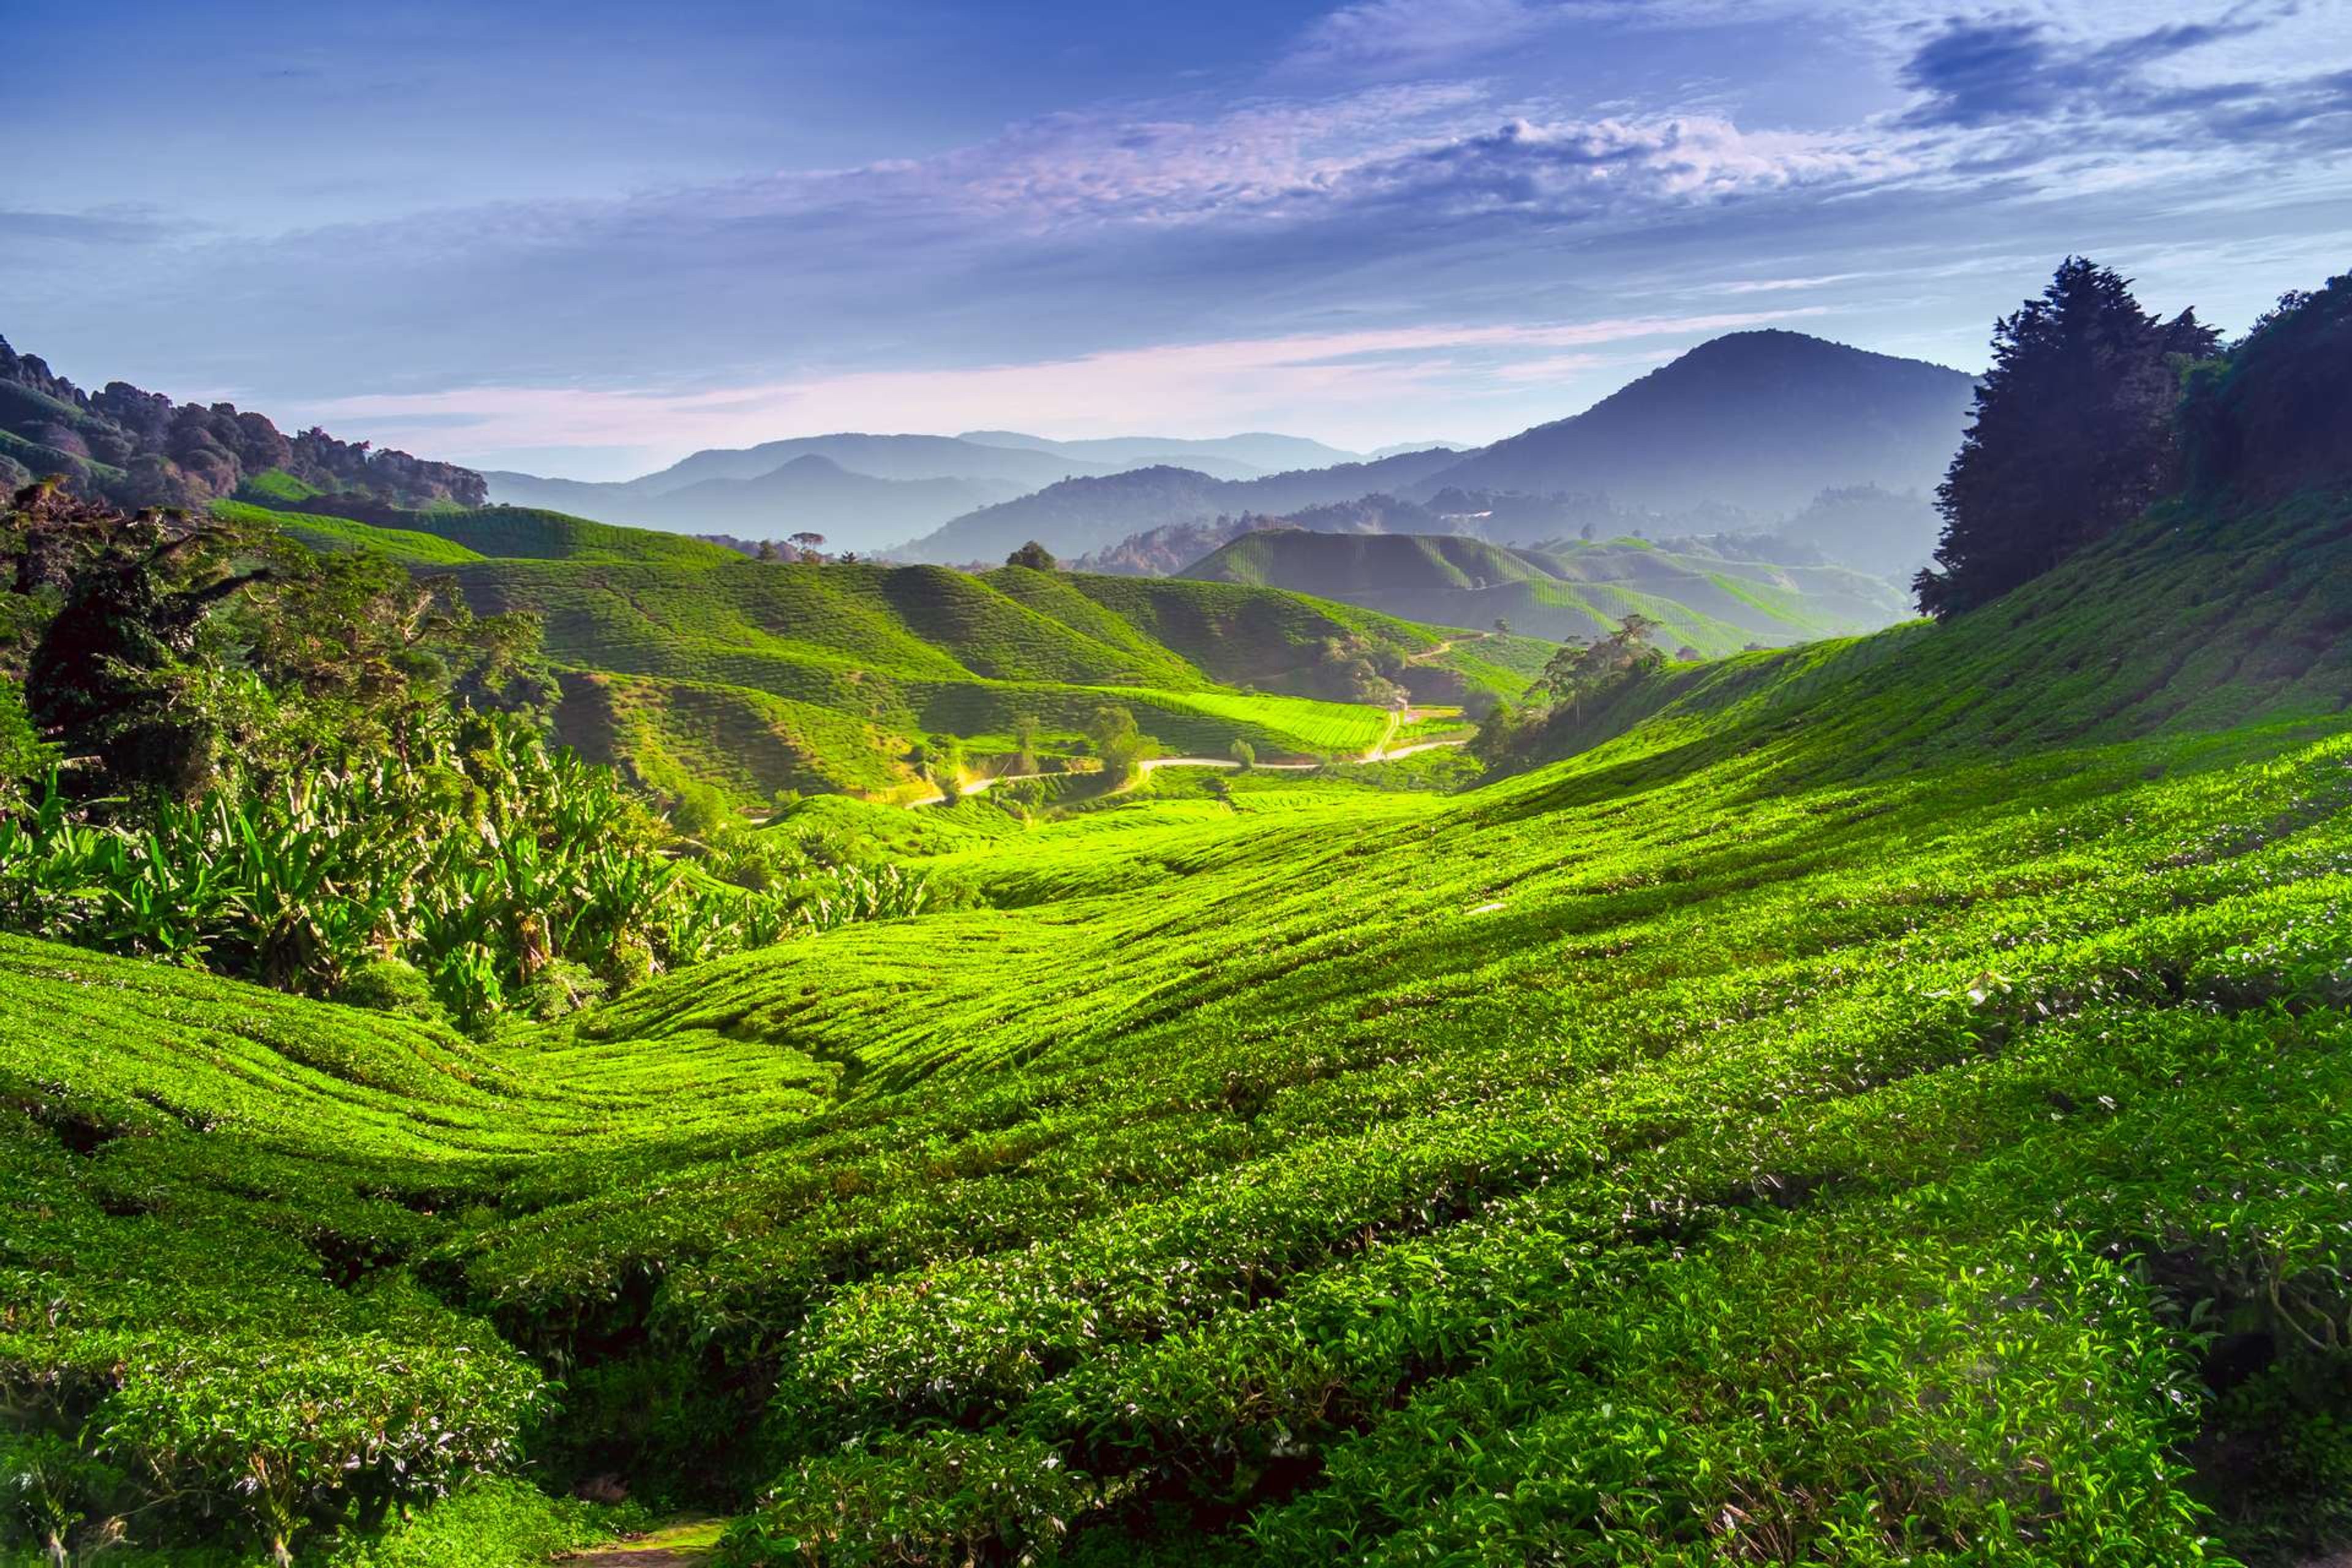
[
  {"xmin": 229, "ymin": 496, "xmax": 1539, "ymax": 804},
  {"xmin": 1185, "ymin": 527, "xmax": 1913, "ymax": 653},
  {"xmin": 1419, "ymin": 330, "xmax": 1975, "ymax": 516},
  {"xmin": 14, "ymin": 459, "xmax": 2352, "ymax": 1564}
]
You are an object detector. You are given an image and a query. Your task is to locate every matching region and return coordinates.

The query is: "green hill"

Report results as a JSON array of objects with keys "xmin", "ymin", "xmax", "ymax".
[
  {"xmin": 1183, "ymin": 527, "xmax": 1912, "ymax": 653},
  {"xmin": 10, "ymin": 458, "xmax": 2352, "ymax": 1562},
  {"xmin": 227, "ymin": 497, "xmax": 1536, "ymax": 802}
]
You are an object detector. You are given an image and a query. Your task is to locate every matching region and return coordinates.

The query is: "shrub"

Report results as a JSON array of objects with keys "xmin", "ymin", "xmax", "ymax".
[
  {"xmin": 334, "ymin": 958, "xmax": 445, "ymax": 1023},
  {"xmin": 724, "ymin": 1431, "xmax": 1084, "ymax": 1567}
]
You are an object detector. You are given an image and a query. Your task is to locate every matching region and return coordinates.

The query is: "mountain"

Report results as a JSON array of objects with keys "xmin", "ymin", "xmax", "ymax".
[
  {"xmin": 0, "ymin": 331, "xmax": 483, "ymax": 512},
  {"xmin": 1419, "ymin": 331, "xmax": 1975, "ymax": 516},
  {"xmin": 901, "ymin": 448, "xmax": 1466, "ymax": 563},
  {"xmin": 959, "ymin": 429, "xmax": 1366, "ymax": 475},
  {"xmin": 1183, "ymin": 527, "xmax": 1912, "ymax": 653}
]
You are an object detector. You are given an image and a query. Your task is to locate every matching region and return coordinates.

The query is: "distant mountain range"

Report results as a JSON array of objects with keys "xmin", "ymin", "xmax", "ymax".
[
  {"xmin": 1182, "ymin": 528, "xmax": 1912, "ymax": 654},
  {"xmin": 956, "ymin": 429, "xmax": 1368, "ymax": 476},
  {"xmin": 467, "ymin": 331, "xmax": 1968, "ymax": 572},
  {"xmin": 897, "ymin": 449, "xmax": 1464, "ymax": 563},
  {"xmin": 901, "ymin": 332, "xmax": 1971, "ymax": 565},
  {"xmin": 484, "ymin": 429, "xmax": 1383, "ymax": 548},
  {"xmin": 488, "ymin": 454, "xmax": 1026, "ymax": 551}
]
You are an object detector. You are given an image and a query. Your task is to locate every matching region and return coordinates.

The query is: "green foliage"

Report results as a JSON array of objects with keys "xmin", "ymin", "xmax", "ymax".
[
  {"xmin": 320, "ymin": 1477, "xmax": 642, "ymax": 1568},
  {"xmin": 1084, "ymin": 703, "xmax": 1156, "ymax": 786},
  {"xmin": 723, "ymin": 1431, "xmax": 1083, "ymax": 1566},
  {"xmin": 2179, "ymin": 270, "xmax": 2352, "ymax": 500},
  {"xmin": 0, "ymin": 710, "xmax": 838, "ymax": 1030},
  {"xmin": 1472, "ymin": 613, "xmax": 1664, "ymax": 765}
]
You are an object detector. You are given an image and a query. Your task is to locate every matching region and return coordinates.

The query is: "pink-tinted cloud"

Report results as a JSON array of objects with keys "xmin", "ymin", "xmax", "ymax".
[{"xmin": 308, "ymin": 308, "xmax": 1828, "ymax": 465}]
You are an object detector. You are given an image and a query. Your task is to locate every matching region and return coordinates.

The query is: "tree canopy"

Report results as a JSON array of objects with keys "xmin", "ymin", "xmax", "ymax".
[{"xmin": 1915, "ymin": 258, "xmax": 2217, "ymax": 618}]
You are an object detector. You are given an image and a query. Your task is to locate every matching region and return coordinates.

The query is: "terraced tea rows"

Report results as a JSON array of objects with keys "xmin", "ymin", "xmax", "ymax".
[{"xmin": 8, "ymin": 483, "xmax": 2352, "ymax": 1564}]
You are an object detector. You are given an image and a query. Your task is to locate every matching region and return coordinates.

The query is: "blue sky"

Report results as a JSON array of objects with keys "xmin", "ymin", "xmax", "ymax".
[{"xmin": 9, "ymin": 0, "xmax": 2349, "ymax": 478}]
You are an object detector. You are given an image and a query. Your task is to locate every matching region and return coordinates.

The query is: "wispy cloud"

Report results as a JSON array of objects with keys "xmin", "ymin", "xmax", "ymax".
[
  {"xmin": 1717, "ymin": 271, "xmax": 1870, "ymax": 293},
  {"xmin": 306, "ymin": 309, "xmax": 1827, "ymax": 464},
  {"xmin": 1282, "ymin": 0, "xmax": 1551, "ymax": 77},
  {"xmin": 0, "ymin": 206, "xmax": 177, "ymax": 245}
]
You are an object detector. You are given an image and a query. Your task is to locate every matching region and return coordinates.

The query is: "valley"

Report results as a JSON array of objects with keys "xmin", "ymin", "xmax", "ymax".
[{"xmin": 0, "ymin": 257, "xmax": 2348, "ymax": 1568}]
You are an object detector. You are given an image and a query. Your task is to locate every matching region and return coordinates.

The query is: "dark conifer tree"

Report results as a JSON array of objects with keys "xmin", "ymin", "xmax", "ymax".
[{"xmin": 1915, "ymin": 258, "xmax": 2218, "ymax": 617}]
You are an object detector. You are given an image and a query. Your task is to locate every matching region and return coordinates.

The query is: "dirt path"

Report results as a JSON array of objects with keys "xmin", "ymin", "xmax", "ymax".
[
  {"xmin": 560, "ymin": 1517, "xmax": 723, "ymax": 1565},
  {"xmin": 1406, "ymin": 628, "xmax": 1493, "ymax": 665}
]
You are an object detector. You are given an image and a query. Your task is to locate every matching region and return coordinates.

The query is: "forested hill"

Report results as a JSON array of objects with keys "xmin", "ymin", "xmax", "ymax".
[
  {"xmin": 1184, "ymin": 527, "xmax": 1911, "ymax": 652},
  {"xmin": 1420, "ymin": 330, "xmax": 1974, "ymax": 515},
  {"xmin": 0, "ymin": 333, "xmax": 484, "ymax": 512}
]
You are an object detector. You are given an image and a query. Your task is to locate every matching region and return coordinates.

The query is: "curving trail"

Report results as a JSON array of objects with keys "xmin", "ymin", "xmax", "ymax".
[{"xmin": 907, "ymin": 708, "xmax": 1471, "ymax": 807}]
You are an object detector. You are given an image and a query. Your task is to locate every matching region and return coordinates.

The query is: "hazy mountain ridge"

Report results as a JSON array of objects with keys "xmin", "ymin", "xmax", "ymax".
[
  {"xmin": 957, "ymin": 429, "xmax": 1366, "ymax": 473},
  {"xmin": 900, "ymin": 448, "xmax": 1466, "ymax": 562},
  {"xmin": 1418, "ymin": 330, "xmax": 1974, "ymax": 515}
]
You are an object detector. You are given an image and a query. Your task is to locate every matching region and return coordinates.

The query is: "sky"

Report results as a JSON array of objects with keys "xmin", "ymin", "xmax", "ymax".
[{"xmin": 8, "ymin": 0, "xmax": 2350, "ymax": 479}]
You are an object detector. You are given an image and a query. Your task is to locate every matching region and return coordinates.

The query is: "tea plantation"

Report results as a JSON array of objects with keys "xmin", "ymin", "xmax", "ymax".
[
  {"xmin": 4, "ymin": 461, "xmax": 2351, "ymax": 1564},
  {"xmin": 220, "ymin": 496, "xmax": 1545, "ymax": 804}
]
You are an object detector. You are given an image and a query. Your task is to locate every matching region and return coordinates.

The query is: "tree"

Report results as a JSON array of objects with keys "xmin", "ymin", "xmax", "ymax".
[
  {"xmin": 788, "ymin": 532, "xmax": 827, "ymax": 559},
  {"xmin": 24, "ymin": 509, "xmax": 273, "ymax": 799},
  {"xmin": 1492, "ymin": 617, "xmax": 1510, "ymax": 635},
  {"xmin": 1227, "ymin": 737, "xmax": 1255, "ymax": 771},
  {"xmin": 756, "ymin": 540, "xmax": 779, "ymax": 562},
  {"xmin": 1011, "ymin": 712, "xmax": 1041, "ymax": 774},
  {"xmin": 1535, "ymin": 615, "xmax": 1662, "ymax": 722},
  {"xmin": 1915, "ymin": 257, "xmax": 2218, "ymax": 618},
  {"xmin": 1006, "ymin": 540, "xmax": 1057, "ymax": 571},
  {"xmin": 669, "ymin": 779, "xmax": 734, "ymax": 842},
  {"xmin": 1085, "ymin": 703, "xmax": 1155, "ymax": 786}
]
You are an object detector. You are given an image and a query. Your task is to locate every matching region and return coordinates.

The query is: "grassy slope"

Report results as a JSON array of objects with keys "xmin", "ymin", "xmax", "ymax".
[
  {"xmin": 13, "ymin": 483, "xmax": 2352, "ymax": 1562},
  {"xmin": 225, "ymin": 497, "xmax": 1517, "ymax": 803},
  {"xmin": 1510, "ymin": 486, "xmax": 2352, "ymax": 799},
  {"xmin": 1186, "ymin": 528, "xmax": 1911, "ymax": 654}
]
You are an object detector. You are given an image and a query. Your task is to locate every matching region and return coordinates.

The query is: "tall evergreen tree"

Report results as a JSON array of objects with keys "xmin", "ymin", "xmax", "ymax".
[{"xmin": 1915, "ymin": 258, "xmax": 2218, "ymax": 618}]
